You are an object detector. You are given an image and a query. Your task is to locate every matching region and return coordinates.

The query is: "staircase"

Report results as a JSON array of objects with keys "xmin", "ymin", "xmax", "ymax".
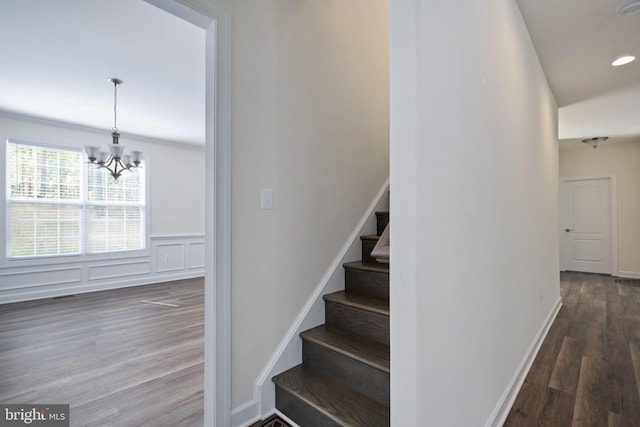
[{"xmin": 272, "ymin": 211, "xmax": 390, "ymax": 426}]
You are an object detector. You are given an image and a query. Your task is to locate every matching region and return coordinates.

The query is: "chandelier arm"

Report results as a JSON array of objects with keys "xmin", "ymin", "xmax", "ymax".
[{"xmin": 99, "ymin": 156, "xmax": 132, "ymax": 181}]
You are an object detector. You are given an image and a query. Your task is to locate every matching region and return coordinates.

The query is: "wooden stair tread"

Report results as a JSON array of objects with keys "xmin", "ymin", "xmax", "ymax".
[
  {"xmin": 301, "ymin": 325, "xmax": 390, "ymax": 373},
  {"xmin": 360, "ymin": 235, "xmax": 380, "ymax": 241},
  {"xmin": 323, "ymin": 291, "xmax": 389, "ymax": 316},
  {"xmin": 273, "ymin": 364, "xmax": 389, "ymax": 426},
  {"xmin": 343, "ymin": 261, "xmax": 389, "ymax": 274}
]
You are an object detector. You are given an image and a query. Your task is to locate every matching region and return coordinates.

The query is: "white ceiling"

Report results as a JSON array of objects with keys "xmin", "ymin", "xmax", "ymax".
[
  {"xmin": 1, "ymin": 1, "xmax": 638, "ymax": 148},
  {"xmin": 516, "ymin": 0, "xmax": 640, "ymax": 144},
  {"xmin": 0, "ymin": 0, "xmax": 205, "ymax": 146}
]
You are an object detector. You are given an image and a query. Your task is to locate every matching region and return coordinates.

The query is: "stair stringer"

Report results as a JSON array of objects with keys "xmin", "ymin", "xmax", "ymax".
[{"xmin": 237, "ymin": 178, "xmax": 389, "ymax": 426}]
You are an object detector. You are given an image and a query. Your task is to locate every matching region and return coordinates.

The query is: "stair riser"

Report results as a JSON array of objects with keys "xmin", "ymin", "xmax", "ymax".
[
  {"xmin": 376, "ymin": 212, "xmax": 389, "ymax": 236},
  {"xmin": 345, "ymin": 268, "xmax": 389, "ymax": 300},
  {"xmin": 361, "ymin": 238, "xmax": 377, "ymax": 264},
  {"xmin": 303, "ymin": 340, "xmax": 389, "ymax": 404},
  {"xmin": 325, "ymin": 303, "xmax": 389, "ymax": 345},
  {"xmin": 275, "ymin": 386, "xmax": 344, "ymax": 427}
]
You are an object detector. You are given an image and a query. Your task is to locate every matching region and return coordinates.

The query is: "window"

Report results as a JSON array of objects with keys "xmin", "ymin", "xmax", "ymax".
[{"xmin": 6, "ymin": 140, "xmax": 146, "ymax": 259}]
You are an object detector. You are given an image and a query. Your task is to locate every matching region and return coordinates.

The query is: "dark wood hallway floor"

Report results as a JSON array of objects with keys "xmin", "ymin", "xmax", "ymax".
[
  {"xmin": 0, "ymin": 278, "xmax": 204, "ymax": 427},
  {"xmin": 505, "ymin": 272, "xmax": 640, "ymax": 426}
]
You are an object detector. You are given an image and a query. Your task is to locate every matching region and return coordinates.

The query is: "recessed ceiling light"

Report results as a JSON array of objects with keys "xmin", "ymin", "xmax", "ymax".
[
  {"xmin": 618, "ymin": 0, "xmax": 640, "ymax": 16},
  {"xmin": 612, "ymin": 55, "xmax": 636, "ymax": 66}
]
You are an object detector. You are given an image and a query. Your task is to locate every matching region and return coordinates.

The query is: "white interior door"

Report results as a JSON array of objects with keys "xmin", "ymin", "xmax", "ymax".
[{"xmin": 561, "ymin": 178, "xmax": 612, "ymax": 274}]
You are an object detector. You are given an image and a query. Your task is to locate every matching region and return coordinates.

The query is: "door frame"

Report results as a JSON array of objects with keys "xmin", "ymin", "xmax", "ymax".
[
  {"xmin": 143, "ymin": 1, "xmax": 232, "ymax": 425},
  {"xmin": 560, "ymin": 174, "xmax": 618, "ymax": 276}
]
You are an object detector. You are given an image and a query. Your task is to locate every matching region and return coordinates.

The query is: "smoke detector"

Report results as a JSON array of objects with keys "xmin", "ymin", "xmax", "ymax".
[{"xmin": 618, "ymin": 0, "xmax": 640, "ymax": 16}]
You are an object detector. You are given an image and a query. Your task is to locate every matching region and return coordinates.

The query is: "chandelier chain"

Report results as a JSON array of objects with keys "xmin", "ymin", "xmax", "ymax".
[{"xmin": 113, "ymin": 81, "xmax": 118, "ymax": 132}]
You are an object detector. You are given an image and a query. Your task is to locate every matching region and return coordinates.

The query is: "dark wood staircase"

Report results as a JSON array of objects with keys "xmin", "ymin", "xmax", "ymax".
[{"xmin": 272, "ymin": 212, "xmax": 390, "ymax": 426}]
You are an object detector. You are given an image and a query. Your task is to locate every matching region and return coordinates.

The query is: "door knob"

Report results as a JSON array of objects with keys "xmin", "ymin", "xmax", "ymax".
[{"xmin": 565, "ymin": 228, "xmax": 573, "ymax": 232}]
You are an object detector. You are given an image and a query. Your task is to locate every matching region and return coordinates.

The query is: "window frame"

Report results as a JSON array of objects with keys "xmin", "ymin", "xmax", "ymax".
[{"xmin": 2, "ymin": 137, "xmax": 151, "ymax": 267}]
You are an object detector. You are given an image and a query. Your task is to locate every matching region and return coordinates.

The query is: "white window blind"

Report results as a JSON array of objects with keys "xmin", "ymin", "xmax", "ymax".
[
  {"xmin": 6, "ymin": 141, "xmax": 146, "ymax": 259},
  {"xmin": 86, "ymin": 164, "xmax": 145, "ymax": 253}
]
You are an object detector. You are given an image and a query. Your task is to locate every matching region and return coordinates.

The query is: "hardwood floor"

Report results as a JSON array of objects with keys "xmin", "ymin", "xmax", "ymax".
[
  {"xmin": 505, "ymin": 272, "xmax": 640, "ymax": 426},
  {"xmin": 8, "ymin": 271, "xmax": 639, "ymax": 426},
  {"xmin": 0, "ymin": 278, "xmax": 204, "ymax": 427}
]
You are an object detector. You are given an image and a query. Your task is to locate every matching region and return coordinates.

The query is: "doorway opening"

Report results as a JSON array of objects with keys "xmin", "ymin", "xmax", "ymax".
[{"xmin": 144, "ymin": 1, "xmax": 232, "ymax": 425}]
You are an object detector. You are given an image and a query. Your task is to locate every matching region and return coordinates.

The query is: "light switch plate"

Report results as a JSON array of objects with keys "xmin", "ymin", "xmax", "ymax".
[{"xmin": 261, "ymin": 188, "xmax": 273, "ymax": 210}]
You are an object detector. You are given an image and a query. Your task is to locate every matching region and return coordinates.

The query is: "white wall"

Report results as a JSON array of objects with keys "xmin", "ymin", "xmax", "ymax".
[
  {"xmin": 212, "ymin": 0, "xmax": 390, "ymax": 408},
  {"xmin": 0, "ymin": 113, "xmax": 205, "ymax": 302},
  {"xmin": 560, "ymin": 139, "xmax": 640, "ymax": 276},
  {"xmin": 390, "ymin": 0, "xmax": 560, "ymax": 425}
]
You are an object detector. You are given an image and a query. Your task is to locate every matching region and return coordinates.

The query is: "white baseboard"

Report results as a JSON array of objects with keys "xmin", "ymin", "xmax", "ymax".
[
  {"xmin": 231, "ymin": 399, "xmax": 260, "ymax": 427},
  {"xmin": 484, "ymin": 297, "xmax": 562, "ymax": 427},
  {"xmin": 485, "ymin": 297, "xmax": 562, "ymax": 427},
  {"xmin": 273, "ymin": 410, "xmax": 300, "ymax": 427},
  {"xmin": 617, "ymin": 270, "xmax": 640, "ymax": 279},
  {"xmin": 240, "ymin": 178, "xmax": 389, "ymax": 422}
]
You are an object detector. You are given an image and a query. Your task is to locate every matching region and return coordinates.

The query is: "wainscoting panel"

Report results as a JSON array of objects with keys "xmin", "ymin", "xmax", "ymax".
[
  {"xmin": 88, "ymin": 260, "xmax": 152, "ymax": 281},
  {"xmin": 155, "ymin": 243, "xmax": 186, "ymax": 273},
  {"xmin": 0, "ymin": 235, "xmax": 205, "ymax": 304},
  {"xmin": 0, "ymin": 267, "xmax": 82, "ymax": 291},
  {"xmin": 188, "ymin": 242, "xmax": 206, "ymax": 269}
]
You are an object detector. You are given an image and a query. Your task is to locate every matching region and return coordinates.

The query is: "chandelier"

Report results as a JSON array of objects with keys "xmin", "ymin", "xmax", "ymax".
[{"xmin": 84, "ymin": 78, "xmax": 143, "ymax": 180}]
